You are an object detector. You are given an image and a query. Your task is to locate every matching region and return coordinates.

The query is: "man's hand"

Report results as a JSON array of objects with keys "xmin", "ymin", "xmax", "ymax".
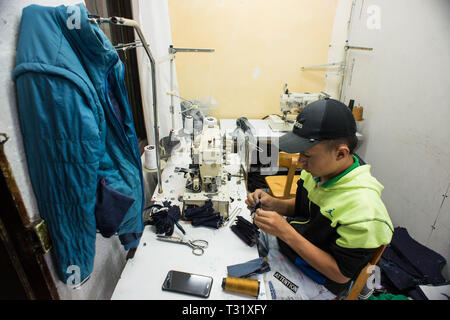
[
  {"xmin": 253, "ymin": 209, "xmax": 292, "ymax": 239},
  {"xmin": 245, "ymin": 189, "xmax": 277, "ymax": 212}
]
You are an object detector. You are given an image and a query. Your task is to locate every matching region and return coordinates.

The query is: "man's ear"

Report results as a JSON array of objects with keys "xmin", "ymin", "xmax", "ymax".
[{"xmin": 335, "ymin": 144, "xmax": 350, "ymax": 160}]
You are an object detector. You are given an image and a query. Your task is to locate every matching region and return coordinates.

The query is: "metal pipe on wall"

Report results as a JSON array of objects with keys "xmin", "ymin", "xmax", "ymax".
[{"xmin": 167, "ymin": 45, "xmax": 215, "ymax": 132}]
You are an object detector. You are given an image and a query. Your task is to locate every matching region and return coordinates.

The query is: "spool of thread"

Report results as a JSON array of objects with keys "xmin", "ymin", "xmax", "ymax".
[
  {"xmin": 144, "ymin": 145, "xmax": 157, "ymax": 170},
  {"xmin": 204, "ymin": 117, "xmax": 217, "ymax": 128},
  {"xmin": 222, "ymin": 277, "xmax": 260, "ymax": 297},
  {"xmin": 184, "ymin": 115, "xmax": 194, "ymax": 134},
  {"xmin": 352, "ymin": 106, "xmax": 364, "ymax": 121}
]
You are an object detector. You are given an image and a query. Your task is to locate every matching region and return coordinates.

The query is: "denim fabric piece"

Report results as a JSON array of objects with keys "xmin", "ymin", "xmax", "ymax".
[
  {"xmin": 379, "ymin": 227, "xmax": 448, "ymax": 295},
  {"xmin": 227, "ymin": 257, "xmax": 271, "ymax": 278},
  {"xmin": 184, "ymin": 200, "xmax": 215, "ymax": 218},
  {"xmin": 147, "ymin": 202, "xmax": 185, "ymax": 236},
  {"xmin": 380, "ymin": 260, "xmax": 420, "ymax": 291},
  {"xmin": 389, "ymin": 227, "xmax": 447, "ymax": 285},
  {"xmin": 184, "ymin": 200, "xmax": 223, "ymax": 229},
  {"xmin": 231, "ymin": 216, "xmax": 260, "ymax": 247}
]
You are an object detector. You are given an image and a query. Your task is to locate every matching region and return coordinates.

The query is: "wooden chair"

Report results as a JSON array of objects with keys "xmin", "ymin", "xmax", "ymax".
[
  {"xmin": 265, "ymin": 152, "xmax": 303, "ymax": 199},
  {"xmin": 343, "ymin": 245, "xmax": 387, "ymax": 300}
]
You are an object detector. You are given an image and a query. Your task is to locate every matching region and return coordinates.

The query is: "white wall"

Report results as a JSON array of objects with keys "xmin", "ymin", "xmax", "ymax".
[
  {"xmin": 329, "ymin": 0, "xmax": 450, "ymax": 279},
  {"xmin": 325, "ymin": 0, "xmax": 353, "ymax": 99},
  {"xmin": 0, "ymin": 0, "xmax": 127, "ymax": 299}
]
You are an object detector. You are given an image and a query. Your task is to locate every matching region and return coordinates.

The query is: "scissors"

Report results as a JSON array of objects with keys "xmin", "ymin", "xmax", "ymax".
[{"xmin": 156, "ymin": 235, "xmax": 209, "ymax": 256}]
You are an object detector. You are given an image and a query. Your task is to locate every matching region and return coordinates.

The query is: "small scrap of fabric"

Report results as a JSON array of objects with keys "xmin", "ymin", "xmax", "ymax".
[{"xmin": 227, "ymin": 257, "xmax": 271, "ymax": 278}]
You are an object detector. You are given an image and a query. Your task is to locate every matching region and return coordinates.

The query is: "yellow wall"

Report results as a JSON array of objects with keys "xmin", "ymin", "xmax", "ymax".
[{"xmin": 168, "ymin": 0, "xmax": 338, "ymax": 120}]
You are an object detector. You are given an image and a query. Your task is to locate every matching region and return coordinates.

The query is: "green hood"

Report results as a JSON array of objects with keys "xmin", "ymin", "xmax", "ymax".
[{"xmin": 301, "ymin": 165, "xmax": 394, "ymax": 249}]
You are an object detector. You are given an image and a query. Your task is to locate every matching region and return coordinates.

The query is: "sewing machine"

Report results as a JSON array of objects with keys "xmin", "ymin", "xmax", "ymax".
[
  {"xmin": 181, "ymin": 119, "xmax": 233, "ymax": 218},
  {"xmin": 268, "ymin": 89, "xmax": 330, "ymax": 132}
]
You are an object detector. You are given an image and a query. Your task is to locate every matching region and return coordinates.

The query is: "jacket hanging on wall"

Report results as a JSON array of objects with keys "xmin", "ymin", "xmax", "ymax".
[{"xmin": 13, "ymin": 4, "xmax": 145, "ymax": 284}]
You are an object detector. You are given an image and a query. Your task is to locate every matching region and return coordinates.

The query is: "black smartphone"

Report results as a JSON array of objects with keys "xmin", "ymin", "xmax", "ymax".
[{"xmin": 162, "ymin": 270, "xmax": 213, "ymax": 298}]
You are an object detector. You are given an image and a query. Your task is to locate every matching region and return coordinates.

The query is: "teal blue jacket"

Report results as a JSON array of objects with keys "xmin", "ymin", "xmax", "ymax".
[{"xmin": 14, "ymin": 4, "xmax": 144, "ymax": 283}]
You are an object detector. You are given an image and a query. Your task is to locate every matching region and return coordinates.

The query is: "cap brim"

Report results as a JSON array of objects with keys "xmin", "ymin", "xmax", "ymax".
[{"xmin": 277, "ymin": 132, "xmax": 320, "ymax": 153}]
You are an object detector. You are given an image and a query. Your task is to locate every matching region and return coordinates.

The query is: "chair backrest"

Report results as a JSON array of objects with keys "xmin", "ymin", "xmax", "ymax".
[
  {"xmin": 278, "ymin": 152, "xmax": 302, "ymax": 198},
  {"xmin": 344, "ymin": 245, "xmax": 387, "ymax": 300},
  {"xmin": 278, "ymin": 152, "xmax": 301, "ymax": 169}
]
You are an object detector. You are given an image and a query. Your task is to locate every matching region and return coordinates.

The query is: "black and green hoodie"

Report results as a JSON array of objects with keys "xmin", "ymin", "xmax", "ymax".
[{"xmin": 277, "ymin": 156, "xmax": 394, "ymax": 296}]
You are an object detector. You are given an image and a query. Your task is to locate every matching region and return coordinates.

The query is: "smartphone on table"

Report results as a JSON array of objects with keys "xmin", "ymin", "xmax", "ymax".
[{"xmin": 162, "ymin": 270, "xmax": 213, "ymax": 298}]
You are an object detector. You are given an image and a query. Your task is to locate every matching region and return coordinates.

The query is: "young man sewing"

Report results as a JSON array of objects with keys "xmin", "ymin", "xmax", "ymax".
[{"xmin": 246, "ymin": 98, "xmax": 393, "ymax": 299}]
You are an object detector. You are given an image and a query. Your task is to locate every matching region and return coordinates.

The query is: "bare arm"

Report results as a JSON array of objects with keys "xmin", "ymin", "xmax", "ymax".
[
  {"xmin": 254, "ymin": 209, "xmax": 351, "ymax": 284},
  {"xmin": 281, "ymin": 225, "xmax": 350, "ymax": 284}
]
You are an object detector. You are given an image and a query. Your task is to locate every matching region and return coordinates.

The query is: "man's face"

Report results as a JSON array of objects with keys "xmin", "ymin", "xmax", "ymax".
[{"xmin": 298, "ymin": 142, "xmax": 338, "ymax": 178}]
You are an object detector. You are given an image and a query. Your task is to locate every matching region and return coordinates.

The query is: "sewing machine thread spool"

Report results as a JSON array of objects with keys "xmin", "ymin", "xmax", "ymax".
[
  {"xmin": 352, "ymin": 105, "xmax": 364, "ymax": 121},
  {"xmin": 184, "ymin": 115, "xmax": 194, "ymax": 134},
  {"xmin": 144, "ymin": 145, "xmax": 157, "ymax": 170},
  {"xmin": 204, "ymin": 117, "xmax": 217, "ymax": 128},
  {"xmin": 222, "ymin": 277, "xmax": 260, "ymax": 297}
]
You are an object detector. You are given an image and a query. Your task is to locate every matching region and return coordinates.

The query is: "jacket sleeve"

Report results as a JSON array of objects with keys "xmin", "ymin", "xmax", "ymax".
[{"xmin": 15, "ymin": 71, "xmax": 103, "ymax": 284}]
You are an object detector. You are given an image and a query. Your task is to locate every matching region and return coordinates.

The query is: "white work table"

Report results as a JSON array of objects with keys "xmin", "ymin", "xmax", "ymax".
[{"xmin": 112, "ymin": 143, "xmax": 267, "ymax": 300}]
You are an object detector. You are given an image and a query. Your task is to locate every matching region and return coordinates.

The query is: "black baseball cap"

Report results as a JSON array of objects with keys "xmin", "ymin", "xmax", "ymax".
[{"xmin": 278, "ymin": 98, "xmax": 356, "ymax": 153}]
